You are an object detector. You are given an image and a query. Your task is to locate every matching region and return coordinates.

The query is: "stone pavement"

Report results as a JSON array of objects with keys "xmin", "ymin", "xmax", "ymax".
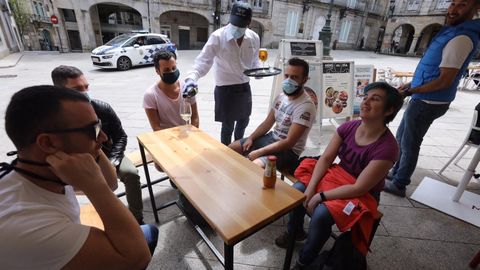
[
  {"xmin": 0, "ymin": 52, "xmax": 23, "ymax": 69},
  {"xmin": 0, "ymin": 50, "xmax": 479, "ymax": 269}
]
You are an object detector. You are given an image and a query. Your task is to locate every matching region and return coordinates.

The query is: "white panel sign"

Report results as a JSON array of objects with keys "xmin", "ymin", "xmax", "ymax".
[
  {"xmin": 353, "ymin": 65, "xmax": 375, "ymax": 115},
  {"xmin": 321, "ymin": 61, "xmax": 354, "ymax": 119}
]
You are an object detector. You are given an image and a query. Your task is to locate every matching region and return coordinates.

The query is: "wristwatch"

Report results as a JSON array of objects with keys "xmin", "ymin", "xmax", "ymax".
[
  {"xmin": 319, "ymin": 192, "xmax": 327, "ymax": 202},
  {"xmin": 403, "ymin": 89, "xmax": 413, "ymax": 96}
]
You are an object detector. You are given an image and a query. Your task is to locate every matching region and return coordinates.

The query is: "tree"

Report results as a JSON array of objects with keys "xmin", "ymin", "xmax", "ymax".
[{"xmin": 8, "ymin": 0, "xmax": 29, "ymax": 44}]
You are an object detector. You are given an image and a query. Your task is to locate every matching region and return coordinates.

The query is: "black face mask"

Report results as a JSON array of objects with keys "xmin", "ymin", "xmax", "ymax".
[
  {"xmin": 0, "ymin": 152, "xmax": 67, "ymax": 186},
  {"xmin": 161, "ymin": 69, "xmax": 180, "ymax": 85},
  {"xmin": 0, "ymin": 151, "xmax": 99, "ymax": 186}
]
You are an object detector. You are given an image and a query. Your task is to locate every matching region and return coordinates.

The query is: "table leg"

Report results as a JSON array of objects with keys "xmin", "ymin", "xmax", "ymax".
[
  {"xmin": 452, "ymin": 148, "xmax": 480, "ymax": 202},
  {"xmin": 224, "ymin": 243, "xmax": 234, "ymax": 270},
  {"xmin": 138, "ymin": 142, "xmax": 160, "ymax": 223},
  {"xmin": 283, "ymin": 227, "xmax": 297, "ymax": 270}
]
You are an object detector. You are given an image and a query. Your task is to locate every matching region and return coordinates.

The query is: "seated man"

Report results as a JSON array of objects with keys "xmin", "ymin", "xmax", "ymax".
[
  {"xmin": 229, "ymin": 57, "xmax": 317, "ymax": 173},
  {"xmin": 0, "ymin": 86, "xmax": 154, "ymax": 269},
  {"xmin": 143, "ymin": 50, "xmax": 199, "ymax": 130},
  {"xmin": 275, "ymin": 82, "xmax": 403, "ymax": 269},
  {"xmin": 51, "ymin": 65, "xmax": 145, "ymax": 225}
]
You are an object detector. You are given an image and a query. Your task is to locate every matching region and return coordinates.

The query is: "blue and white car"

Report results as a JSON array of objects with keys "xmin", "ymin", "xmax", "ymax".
[{"xmin": 91, "ymin": 32, "xmax": 177, "ymax": 71}]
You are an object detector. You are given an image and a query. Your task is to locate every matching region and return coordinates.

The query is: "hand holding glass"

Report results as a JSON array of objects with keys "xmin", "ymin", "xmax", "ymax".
[{"xmin": 179, "ymin": 100, "xmax": 192, "ymax": 126}]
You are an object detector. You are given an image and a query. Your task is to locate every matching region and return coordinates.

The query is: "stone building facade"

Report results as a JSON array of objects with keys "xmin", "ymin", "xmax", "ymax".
[
  {"xmin": 381, "ymin": 0, "xmax": 449, "ymax": 55},
  {"xmin": 8, "ymin": 0, "xmax": 393, "ymax": 54},
  {"xmin": 0, "ymin": 0, "xmax": 22, "ymax": 58}
]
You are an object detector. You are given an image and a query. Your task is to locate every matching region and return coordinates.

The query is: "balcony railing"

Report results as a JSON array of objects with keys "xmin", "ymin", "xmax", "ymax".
[{"xmin": 31, "ymin": 14, "xmax": 50, "ymax": 23}]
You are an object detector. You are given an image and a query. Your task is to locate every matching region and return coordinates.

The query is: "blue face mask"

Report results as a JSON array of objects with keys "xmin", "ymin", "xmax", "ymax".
[
  {"xmin": 282, "ymin": 78, "xmax": 300, "ymax": 95},
  {"xmin": 228, "ymin": 24, "xmax": 246, "ymax": 39}
]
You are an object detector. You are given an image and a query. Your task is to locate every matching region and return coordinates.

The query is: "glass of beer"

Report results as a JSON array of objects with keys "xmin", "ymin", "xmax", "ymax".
[{"xmin": 259, "ymin": 48, "xmax": 268, "ymax": 69}]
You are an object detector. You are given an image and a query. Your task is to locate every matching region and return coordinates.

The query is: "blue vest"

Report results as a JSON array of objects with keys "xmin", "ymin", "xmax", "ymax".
[{"xmin": 412, "ymin": 19, "xmax": 480, "ymax": 102}]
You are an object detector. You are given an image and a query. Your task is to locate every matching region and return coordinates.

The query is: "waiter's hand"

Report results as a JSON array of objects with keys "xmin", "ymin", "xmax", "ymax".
[{"xmin": 182, "ymin": 78, "xmax": 198, "ymax": 98}]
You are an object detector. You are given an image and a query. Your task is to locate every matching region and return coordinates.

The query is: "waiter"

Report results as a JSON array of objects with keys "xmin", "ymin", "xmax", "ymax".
[{"xmin": 183, "ymin": 2, "xmax": 261, "ymax": 145}]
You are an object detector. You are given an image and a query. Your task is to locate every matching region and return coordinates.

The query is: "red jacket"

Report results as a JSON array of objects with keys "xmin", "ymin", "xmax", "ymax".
[{"xmin": 294, "ymin": 159, "xmax": 380, "ymax": 256}]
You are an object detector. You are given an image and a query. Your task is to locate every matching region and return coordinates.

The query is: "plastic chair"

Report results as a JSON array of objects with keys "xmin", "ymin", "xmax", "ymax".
[
  {"xmin": 439, "ymin": 105, "xmax": 480, "ymax": 177},
  {"xmin": 470, "ymin": 72, "xmax": 480, "ymax": 91}
]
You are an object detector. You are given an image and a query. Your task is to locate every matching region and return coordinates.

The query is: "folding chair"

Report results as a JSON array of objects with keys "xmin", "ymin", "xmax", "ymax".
[{"xmin": 439, "ymin": 104, "xmax": 480, "ymax": 178}]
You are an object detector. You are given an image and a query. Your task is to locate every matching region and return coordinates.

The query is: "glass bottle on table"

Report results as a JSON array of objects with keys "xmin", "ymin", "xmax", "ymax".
[{"xmin": 263, "ymin": 156, "xmax": 277, "ymax": 189}]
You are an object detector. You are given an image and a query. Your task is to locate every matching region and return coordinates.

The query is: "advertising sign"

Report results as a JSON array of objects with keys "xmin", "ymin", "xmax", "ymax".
[
  {"xmin": 321, "ymin": 61, "xmax": 354, "ymax": 119},
  {"xmin": 353, "ymin": 65, "xmax": 375, "ymax": 114}
]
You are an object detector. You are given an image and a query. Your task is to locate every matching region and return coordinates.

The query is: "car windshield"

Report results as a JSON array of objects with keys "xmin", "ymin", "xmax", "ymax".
[{"xmin": 105, "ymin": 34, "xmax": 135, "ymax": 46}]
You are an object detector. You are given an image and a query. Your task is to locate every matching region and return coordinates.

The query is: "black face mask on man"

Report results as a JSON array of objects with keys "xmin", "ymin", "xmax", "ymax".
[{"xmin": 161, "ymin": 69, "xmax": 180, "ymax": 85}]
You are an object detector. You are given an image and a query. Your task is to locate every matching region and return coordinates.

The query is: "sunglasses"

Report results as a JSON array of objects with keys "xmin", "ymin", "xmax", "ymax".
[{"xmin": 45, "ymin": 119, "xmax": 102, "ymax": 141}]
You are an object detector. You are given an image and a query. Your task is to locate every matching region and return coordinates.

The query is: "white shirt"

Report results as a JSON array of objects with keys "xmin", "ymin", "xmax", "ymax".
[
  {"xmin": 186, "ymin": 24, "xmax": 262, "ymax": 86},
  {"xmin": 272, "ymin": 91, "xmax": 317, "ymax": 155},
  {"xmin": 439, "ymin": 35, "xmax": 473, "ymax": 69},
  {"xmin": 143, "ymin": 82, "xmax": 196, "ymax": 130},
  {"xmin": 0, "ymin": 171, "xmax": 90, "ymax": 270}
]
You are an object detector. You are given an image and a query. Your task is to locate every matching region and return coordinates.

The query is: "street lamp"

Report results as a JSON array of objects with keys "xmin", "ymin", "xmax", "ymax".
[
  {"xmin": 319, "ymin": 0, "xmax": 334, "ymax": 58},
  {"xmin": 147, "ymin": 0, "xmax": 151, "ymax": 32},
  {"xmin": 213, "ymin": 0, "xmax": 221, "ymax": 30}
]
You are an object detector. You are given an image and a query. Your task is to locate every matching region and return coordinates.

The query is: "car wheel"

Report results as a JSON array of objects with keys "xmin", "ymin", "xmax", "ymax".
[{"xmin": 117, "ymin": 56, "xmax": 132, "ymax": 71}]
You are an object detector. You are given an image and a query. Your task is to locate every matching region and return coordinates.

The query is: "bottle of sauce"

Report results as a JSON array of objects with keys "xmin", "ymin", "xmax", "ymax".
[{"xmin": 263, "ymin": 156, "xmax": 277, "ymax": 189}]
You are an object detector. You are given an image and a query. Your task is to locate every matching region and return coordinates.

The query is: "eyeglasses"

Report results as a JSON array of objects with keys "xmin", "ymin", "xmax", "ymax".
[{"xmin": 45, "ymin": 119, "xmax": 102, "ymax": 141}]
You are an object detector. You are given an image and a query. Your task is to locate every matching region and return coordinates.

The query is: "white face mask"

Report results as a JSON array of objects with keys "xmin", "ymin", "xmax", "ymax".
[{"xmin": 228, "ymin": 24, "xmax": 246, "ymax": 39}]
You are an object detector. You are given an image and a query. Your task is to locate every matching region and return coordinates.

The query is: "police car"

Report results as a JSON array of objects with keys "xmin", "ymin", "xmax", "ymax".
[{"xmin": 91, "ymin": 31, "xmax": 177, "ymax": 71}]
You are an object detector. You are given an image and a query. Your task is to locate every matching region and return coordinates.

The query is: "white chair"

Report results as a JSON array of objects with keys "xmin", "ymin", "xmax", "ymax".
[
  {"xmin": 468, "ymin": 72, "xmax": 480, "ymax": 91},
  {"xmin": 439, "ymin": 107, "xmax": 480, "ymax": 177}
]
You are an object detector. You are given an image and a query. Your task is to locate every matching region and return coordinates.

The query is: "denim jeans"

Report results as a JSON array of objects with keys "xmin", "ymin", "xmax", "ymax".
[
  {"xmin": 287, "ymin": 182, "xmax": 335, "ymax": 266},
  {"xmin": 390, "ymin": 99, "xmax": 449, "ymax": 188},
  {"xmin": 220, "ymin": 118, "xmax": 249, "ymax": 145},
  {"xmin": 141, "ymin": 224, "xmax": 159, "ymax": 255},
  {"xmin": 117, "ymin": 157, "xmax": 143, "ymax": 221}
]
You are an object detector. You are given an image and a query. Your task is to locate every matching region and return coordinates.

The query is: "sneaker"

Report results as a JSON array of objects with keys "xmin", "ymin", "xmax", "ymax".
[
  {"xmin": 384, "ymin": 180, "xmax": 406, "ymax": 197},
  {"xmin": 386, "ymin": 172, "xmax": 394, "ymax": 180},
  {"xmin": 275, "ymin": 230, "xmax": 308, "ymax": 249}
]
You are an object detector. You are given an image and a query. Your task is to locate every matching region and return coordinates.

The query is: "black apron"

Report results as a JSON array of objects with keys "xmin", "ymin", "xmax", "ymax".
[{"xmin": 214, "ymin": 82, "xmax": 252, "ymax": 122}]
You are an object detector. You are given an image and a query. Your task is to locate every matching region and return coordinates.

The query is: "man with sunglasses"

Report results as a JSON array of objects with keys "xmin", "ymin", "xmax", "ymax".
[
  {"xmin": 0, "ymin": 85, "xmax": 153, "ymax": 269},
  {"xmin": 51, "ymin": 65, "xmax": 145, "ymax": 225}
]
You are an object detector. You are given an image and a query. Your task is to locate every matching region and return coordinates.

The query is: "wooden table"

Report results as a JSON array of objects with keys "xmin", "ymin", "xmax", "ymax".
[
  {"xmin": 80, "ymin": 204, "xmax": 104, "ymax": 230},
  {"xmin": 137, "ymin": 126, "xmax": 305, "ymax": 269},
  {"xmin": 393, "ymin": 71, "xmax": 414, "ymax": 85}
]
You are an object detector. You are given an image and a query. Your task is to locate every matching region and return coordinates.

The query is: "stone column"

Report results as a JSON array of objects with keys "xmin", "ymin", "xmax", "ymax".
[
  {"xmin": 75, "ymin": 8, "xmax": 96, "ymax": 51},
  {"xmin": 408, "ymin": 34, "xmax": 420, "ymax": 55},
  {"xmin": 142, "ymin": 16, "xmax": 149, "ymax": 31},
  {"xmin": 382, "ymin": 33, "xmax": 393, "ymax": 53},
  {"xmin": 208, "ymin": 20, "xmax": 215, "ymax": 35}
]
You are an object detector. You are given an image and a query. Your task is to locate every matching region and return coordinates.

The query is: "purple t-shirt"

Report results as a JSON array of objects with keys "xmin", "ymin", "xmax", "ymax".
[{"xmin": 337, "ymin": 120, "xmax": 399, "ymax": 193}]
